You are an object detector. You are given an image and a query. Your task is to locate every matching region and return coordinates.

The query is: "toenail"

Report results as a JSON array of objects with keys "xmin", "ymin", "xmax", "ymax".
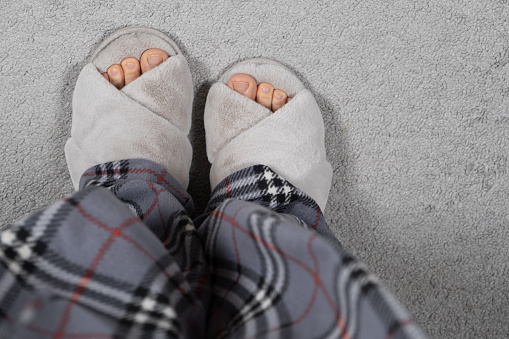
[
  {"xmin": 126, "ymin": 62, "xmax": 135, "ymax": 69},
  {"xmin": 233, "ymin": 82, "xmax": 249, "ymax": 93},
  {"xmin": 110, "ymin": 68, "xmax": 118, "ymax": 76},
  {"xmin": 275, "ymin": 92, "xmax": 283, "ymax": 99},
  {"xmin": 148, "ymin": 55, "xmax": 163, "ymax": 67},
  {"xmin": 262, "ymin": 86, "xmax": 271, "ymax": 93}
]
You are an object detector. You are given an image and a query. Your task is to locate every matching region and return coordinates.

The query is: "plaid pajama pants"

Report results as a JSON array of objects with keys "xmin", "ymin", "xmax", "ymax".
[{"xmin": 0, "ymin": 159, "xmax": 427, "ymax": 338}]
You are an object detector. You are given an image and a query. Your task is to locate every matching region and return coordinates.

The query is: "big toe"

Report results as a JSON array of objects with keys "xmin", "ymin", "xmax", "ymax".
[
  {"xmin": 227, "ymin": 74, "xmax": 257, "ymax": 101},
  {"xmin": 140, "ymin": 48, "xmax": 169, "ymax": 74},
  {"xmin": 121, "ymin": 57, "xmax": 141, "ymax": 86}
]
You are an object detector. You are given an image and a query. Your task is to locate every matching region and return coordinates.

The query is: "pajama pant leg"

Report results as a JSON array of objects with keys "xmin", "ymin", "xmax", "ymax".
[
  {"xmin": 200, "ymin": 165, "xmax": 427, "ymax": 339},
  {"xmin": 0, "ymin": 159, "xmax": 208, "ymax": 338},
  {"xmin": 0, "ymin": 159, "xmax": 427, "ymax": 338}
]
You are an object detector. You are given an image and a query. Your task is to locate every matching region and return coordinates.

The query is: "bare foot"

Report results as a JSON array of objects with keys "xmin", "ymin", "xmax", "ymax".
[
  {"xmin": 227, "ymin": 74, "xmax": 292, "ymax": 112},
  {"xmin": 101, "ymin": 48, "xmax": 169, "ymax": 90}
]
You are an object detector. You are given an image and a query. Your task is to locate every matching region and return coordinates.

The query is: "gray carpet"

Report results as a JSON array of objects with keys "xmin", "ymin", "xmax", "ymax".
[{"xmin": 1, "ymin": 0, "xmax": 508, "ymax": 337}]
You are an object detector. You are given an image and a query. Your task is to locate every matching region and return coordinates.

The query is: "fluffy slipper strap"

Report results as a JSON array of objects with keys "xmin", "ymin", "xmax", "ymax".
[{"xmin": 205, "ymin": 60, "xmax": 333, "ymax": 210}]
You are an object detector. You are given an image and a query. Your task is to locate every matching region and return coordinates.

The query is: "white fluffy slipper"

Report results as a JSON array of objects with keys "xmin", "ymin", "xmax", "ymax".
[
  {"xmin": 65, "ymin": 27, "xmax": 193, "ymax": 190},
  {"xmin": 204, "ymin": 58, "xmax": 333, "ymax": 210}
]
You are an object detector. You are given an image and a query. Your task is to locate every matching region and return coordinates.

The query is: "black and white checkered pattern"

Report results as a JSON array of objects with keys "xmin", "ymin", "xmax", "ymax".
[
  {"xmin": 121, "ymin": 286, "xmax": 180, "ymax": 336},
  {"xmin": 207, "ymin": 164, "xmax": 340, "ymax": 245},
  {"xmin": 85, "ymin": 160, "xmax": 130, "ymax": 189}
]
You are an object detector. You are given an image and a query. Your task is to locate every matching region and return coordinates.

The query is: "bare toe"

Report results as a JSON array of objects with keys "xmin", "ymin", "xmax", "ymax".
[
  {"xmin": 287, "ymin": 97, "xmax": 292, "ymax": 103},
  {"xmin": 140, "ymin": 48, "xmax": 169, "ymax": 74},
  {"xmin": 271, "ymin": 89, "xmax": 288, "ymax": 112},
  {"xmin": 256, "ymin": 83, "xmax": 274, "ymax": 110},
  {"xmin": 121, "ymin": 57, "xmax": 141, "ymax": 86},
  {"xmin": 102, "ymin": 73, "xmax": 109, "ymax": 81},
  {"xmin": 227, "ymin": 73, "xmax": 257, "ymax": 100},
  {"xmin": 107, "ymin": 64, "xmax": 125, "ymax": 90}
]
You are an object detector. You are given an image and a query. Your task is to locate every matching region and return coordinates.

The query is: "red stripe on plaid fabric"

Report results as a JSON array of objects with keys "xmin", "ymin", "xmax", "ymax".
[
  {"xmin": 210, "ymin": 210, "xmax": 314, "ymax": 275},
  {"xmin": 82, "ymin": 167, "xmax": 188, "ymax": 200},
  {"xmin": 156, "ymin": 198, "xmax": 166, "ymax": 232},
  {"xmin": 69, "ymin": 201, "xmax": 115, "ymax": 232},
  {"xmin": 143, "ymin": 182, "xmax": 166, "ymax": 220},
  {"xmin": 311, "ymin": 206, "xmax": 321, "ymax": 229},
  {"xmin": 52, "ymin": 235, "xmax": 116, "ymax": 339},
  {"xmin": 52, "ymin": 216, "xmax": 139, "ymax": 339},
  {"xmin": 71, "ymin": 193, "xmax": 172, "ymax": 275},
  {"xmin": 72, "ymin": 193, "xmax": 190, "ymax": 299},
  {"xmin": 134, "ymin": 168, "xmax": 189, "ymax": 200},
  {"xmin": 225, "ymin": 177, "xmax": 231, "ymax": 199},
  {"xmin": 384, "ymin": 318, "xmax": 414, "ymax": 339},
  {"xmin": 210, "ymin": 209, "xmax": 349, "ymax": 338},
  {"xmin": 153, "ymin": 172, "xmax": 170, "ymax": 228},
  {"xmin": 252, "ymin": 235, "xmax": 349, "ymax": 339},
  {"xmin": 308, "ymin": 234, "xmax": 349, "ymax": 338}
]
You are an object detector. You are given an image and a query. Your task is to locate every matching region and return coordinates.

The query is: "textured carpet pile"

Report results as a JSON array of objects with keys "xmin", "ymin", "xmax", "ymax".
[{"xmin": 1, "ymin": 1, "xmax": 508, "ymax": 337}]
